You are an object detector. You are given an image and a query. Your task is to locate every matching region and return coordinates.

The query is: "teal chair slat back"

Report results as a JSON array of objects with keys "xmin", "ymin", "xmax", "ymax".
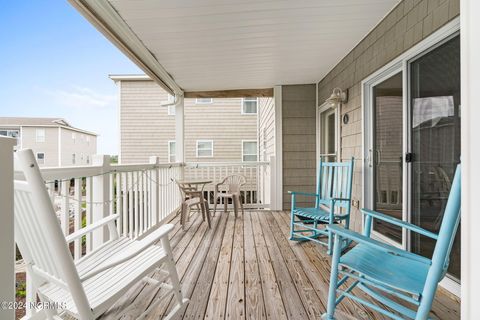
[
  {"xmin": 316, "ymin": 157, "xmax": 354, "ymax": 209},
  {"xmin": 430, "ymin": 164, "xmax": 461, "ymax": 279}
]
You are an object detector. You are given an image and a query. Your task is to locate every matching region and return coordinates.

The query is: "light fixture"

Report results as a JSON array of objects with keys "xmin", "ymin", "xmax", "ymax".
[{"xmin": 325, "ymin": 87, "xmax": 348, "ymax": 106}]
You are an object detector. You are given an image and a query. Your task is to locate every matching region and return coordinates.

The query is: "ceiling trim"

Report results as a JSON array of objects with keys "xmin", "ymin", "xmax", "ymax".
[
  {"xmin": 68, "ymin": 0, "xmax": 183, "ymax": 96},
  {"xmin": 184, "ymin": 88, "xmax": 274, "ymax": 98}
]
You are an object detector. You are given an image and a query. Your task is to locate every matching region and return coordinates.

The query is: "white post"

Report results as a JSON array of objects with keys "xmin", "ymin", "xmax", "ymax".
[
  {"xmin": 92, "ymin": 155, "xmax": 110, "ymax": 249},
  {"xmin": 274, "ymin": 85, "xmax": 283, "ymax": 211},
  {"xmin": 175, "ymin": 95, "xmax": 185, "ymax": 163},
  {"xmin": 0, "ymin": 137, "xmax": 16, "ymax": 320},
  {"xmin": 461, "ymin": 1, "xmax": 480, "ymax": 318},
  {"xmin": 149, "ymin": 156, "xmax": 160, "ymax": 225},
  {"xmin": 269, "ymin": 156, "xmax": 277, "ymax": 210}
]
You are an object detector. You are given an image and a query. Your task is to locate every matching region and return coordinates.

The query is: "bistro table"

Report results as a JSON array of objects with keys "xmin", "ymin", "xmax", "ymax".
[{"xmin": 176, "ymin": 179, "xmax": 212, "ymax": 228}]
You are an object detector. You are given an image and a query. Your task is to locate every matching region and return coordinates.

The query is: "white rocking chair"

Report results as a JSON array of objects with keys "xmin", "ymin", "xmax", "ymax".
[{"xmin": 13, "ymin": 149, "xmax": 188, "ymax": 319}]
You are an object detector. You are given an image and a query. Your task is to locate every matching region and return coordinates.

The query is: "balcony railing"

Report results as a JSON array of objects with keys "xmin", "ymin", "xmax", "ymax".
[{"xmin": 11, "ymin": 153, "xmax": 275, "ymax": 319}]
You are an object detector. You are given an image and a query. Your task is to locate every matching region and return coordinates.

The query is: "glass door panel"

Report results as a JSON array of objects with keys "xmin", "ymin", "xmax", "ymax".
[
  {"xmin": 410, "ymin": 35, "xmax": 460, "ymax": 280},
  {"xmin": 372, "ymin": 72, "xmax": 403, "ymax": 243}
]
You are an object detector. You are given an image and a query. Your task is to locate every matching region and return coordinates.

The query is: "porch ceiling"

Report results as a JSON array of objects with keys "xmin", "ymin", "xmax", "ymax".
[{"xmin": 72, "ymin": 0, "xmax": 399, "ymax": 93}]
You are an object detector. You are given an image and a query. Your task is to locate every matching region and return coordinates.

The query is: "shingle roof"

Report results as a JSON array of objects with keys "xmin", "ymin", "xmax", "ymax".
[
  {"xmin": 0, "ymin": 117, "xmax": 97, "ymax": 136},
  {"xmin": 0, "ymin": 117, "xmax": 70, "ymax": 127}
]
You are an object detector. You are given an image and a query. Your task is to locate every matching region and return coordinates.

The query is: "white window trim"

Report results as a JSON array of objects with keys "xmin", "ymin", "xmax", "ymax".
[
  {"xmin": 36, "ymin": 152, "xmax": 45, "ymax": 165},
  {"xmin": 195, "ymin": 98, "xmax": 213, "ymax": 104},
  {"xmin": 242, "ymin": 140, "xmax": 258, "ymax": 162},
  {"xmin": 241, "ymin": 97, "xmax": 258, "ymax": 115},
  {"xmin": 196, "ymin": 140, "xmax": 214, "ymax": 158},
  {"xmin": 36, "ymin": 128, "xmax": 45, "ymax": 143},
  {"xmin": 168, "ymin": 140, "xmax": 176, "ymax": 163}
]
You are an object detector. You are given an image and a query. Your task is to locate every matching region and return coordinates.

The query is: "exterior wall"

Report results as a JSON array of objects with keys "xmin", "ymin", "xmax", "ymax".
[
  {"xmin": 118, "ymin": 79, "xmax": 258, "ymax": 164},
  {"xmin": 119, "ymin": 80, "xmax": 173, "ymax": 163},
  {"xmin": 20, "ymin": 127, "xmax": 59, "ymax": 167},
  {"xmin": 316, "ymin": 0, "xmax": 460, "ymax": 232},
  {"xmin": 258, "ymin": 97, "xmax": 276, "ymax": 206},
  {"xmin": 258, "ymin": 97, "xmax": 275, "ymax": 162},
  {"xmin": 281, "ymin": 84, "xmax": 317, "ymax": 210},
  {"xmin": 59, "ymin": 128, "xmax": 97, "ymax": 166}
]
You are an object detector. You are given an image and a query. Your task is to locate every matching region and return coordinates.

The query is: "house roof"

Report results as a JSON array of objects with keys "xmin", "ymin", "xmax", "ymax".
[
  {"xmin": 0, "ymin": 117, "xmax": 98, "ymax": 136},
  {"xmin": 70, "ymin": 0, "xmax": 400, "ymax": 95}
]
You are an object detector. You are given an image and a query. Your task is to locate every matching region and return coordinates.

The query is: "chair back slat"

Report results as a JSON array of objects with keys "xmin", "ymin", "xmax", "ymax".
[
  {"xmin": 14, "ymin": 150, "xmax": 91, "ymax": 315},
  {"xmin": 14, "ymin": 184, "xmax": 62, "ymax": 280},
  {"xmin": 316, "ymin": 158, "xmax": 354, "ymax": 210},
  {"xmin": 429, "ymin": 164, "xmax": 461, "ymax": 279}
]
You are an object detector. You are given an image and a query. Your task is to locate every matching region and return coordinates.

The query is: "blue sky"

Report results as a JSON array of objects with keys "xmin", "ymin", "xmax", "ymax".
[{"xmin": 0, "ymin": 1, "xmax": 142, "ymax": 155}]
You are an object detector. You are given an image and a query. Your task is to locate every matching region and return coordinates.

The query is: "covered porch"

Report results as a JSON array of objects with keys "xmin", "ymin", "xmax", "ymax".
[{"xmin": 2, "ymin": 0, "xmax": 480, "ymax": 319}]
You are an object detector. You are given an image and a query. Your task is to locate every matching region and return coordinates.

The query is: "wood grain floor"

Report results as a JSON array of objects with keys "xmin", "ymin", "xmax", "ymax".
[{"xmin": 99, "ymin": 210, "xmax": 460, "ymax": 320}]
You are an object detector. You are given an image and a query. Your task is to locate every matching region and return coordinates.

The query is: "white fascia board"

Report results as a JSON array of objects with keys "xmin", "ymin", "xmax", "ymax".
[{"xmin": 68, "ymin": 0, "xmax": 183, "ymax": 96}]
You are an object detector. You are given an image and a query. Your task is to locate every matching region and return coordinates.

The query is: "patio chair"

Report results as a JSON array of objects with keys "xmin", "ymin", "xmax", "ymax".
[
  {"xmin": 212, "ymin": 174, "xmax": 246, "ymax": 217},
  {"xmin": 176, "ymin": 180, "xmax": 211, "ymax": 229},
  {"xmin": 289, "ymin": 158, "xmax": 354, "ymax": 255},
  {"xmin": 323, "ymin": 164, "xmax": 461, "ymax": 320},
  {"xmin": 13, "ymin": 149, "xmax": 188, "ymax": 320}
]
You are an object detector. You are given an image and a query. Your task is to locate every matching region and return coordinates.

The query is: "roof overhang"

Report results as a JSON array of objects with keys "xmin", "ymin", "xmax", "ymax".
[{"xmin": 70, "ymin": 0, "xmax": 400, "ymax": 96}]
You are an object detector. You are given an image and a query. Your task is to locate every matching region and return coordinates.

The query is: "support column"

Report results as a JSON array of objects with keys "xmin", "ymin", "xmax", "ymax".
[
  {"xmin": 175, "ymin": 95, "xmax": 185, "ymax": 163},
  {"xmin": 0, "ymin": 137, "xmax": 16, "ymax": 320},
  {"xmin": 461, "ymin": 1, "xmax": 480, "ymax": 318},
  {"xmin": 273, "ymin": 85, "xmax": 283, "ymax": 211}
]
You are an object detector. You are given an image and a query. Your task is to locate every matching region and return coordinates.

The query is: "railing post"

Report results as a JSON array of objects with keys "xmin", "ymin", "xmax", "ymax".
[
  {"xmin": 92, "ymin": 155, "xmax": 110, "ymax": 249},
  {"xmin": 269, "ymin": 156, "xmax": 277, "ymax": 210},
  {"xmin": 0, "ymin": 137, "xmax": 16, "ymax": 320},
  {"xmin": 149, "ymin": 156, "xmax": 160, "ymax": 225}
]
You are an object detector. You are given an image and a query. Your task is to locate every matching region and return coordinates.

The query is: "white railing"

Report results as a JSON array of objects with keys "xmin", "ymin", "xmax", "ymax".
[{"xmin": 184, "ymin": 160, "xmax": 272, "ymax": 209}]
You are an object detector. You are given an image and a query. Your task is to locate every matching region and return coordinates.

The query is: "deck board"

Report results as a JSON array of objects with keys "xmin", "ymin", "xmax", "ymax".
[{"xmin": 99, "ymin": 210, "xmax": 460, "ymax": 320}]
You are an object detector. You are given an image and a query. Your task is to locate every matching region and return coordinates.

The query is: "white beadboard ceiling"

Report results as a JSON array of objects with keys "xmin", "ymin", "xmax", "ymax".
[{"xmin": 107, "ymin": 0, "xmax": 399, "ymax": 91}]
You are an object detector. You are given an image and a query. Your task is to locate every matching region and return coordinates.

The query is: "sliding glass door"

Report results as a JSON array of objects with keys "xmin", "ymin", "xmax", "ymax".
[
  {"xmin": 409, "ymin": 35, "xmax": 461, "ymax": 280},
  {"xmin": 365, "ymin": 32, "xmax": 460, "ymax": 283}
]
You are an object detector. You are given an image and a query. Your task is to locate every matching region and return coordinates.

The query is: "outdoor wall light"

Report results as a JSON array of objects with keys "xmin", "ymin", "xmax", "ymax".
[{"xmin": 325, "ymin": 87, "xmax": 348, "ymax": 106}]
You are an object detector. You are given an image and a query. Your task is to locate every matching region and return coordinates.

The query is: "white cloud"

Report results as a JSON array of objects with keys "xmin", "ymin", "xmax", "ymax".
[{"xmin": 38, "ymin": 86, "xmax": 117, "ymax": 109}]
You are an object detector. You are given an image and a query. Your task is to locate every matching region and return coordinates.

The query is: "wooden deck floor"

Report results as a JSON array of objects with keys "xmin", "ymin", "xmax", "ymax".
[{"xmin": 99, "ymin": 210, "xmax": 460, "ymax": 320}]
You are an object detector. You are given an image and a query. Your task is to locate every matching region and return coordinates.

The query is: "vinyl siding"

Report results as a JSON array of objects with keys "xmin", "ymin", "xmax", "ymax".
[
  {"xmin": 258, "ymin": 97, "xmax": 276, "ymax": 206},
  {"xmin": 316, "ymin": 0, "xmax": 460, "ymax": 232},
  {"xmin": 59, "ymin": 128, "xmax": 97, "ymax": 166},
  {"xmin": 20, "ymin": 127, "xmax": 59, "ymax": 167},
  {"xmin": 118, "ymin": 80, "xmax": 257, "ymax": 164},
  {"xmin": 281, "ymin": 84, "xmax": 317, "ymax": 210}
]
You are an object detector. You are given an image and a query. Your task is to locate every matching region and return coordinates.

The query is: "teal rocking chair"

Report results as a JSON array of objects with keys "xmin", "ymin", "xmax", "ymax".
[
  {"xmin": 323, "ymin": 164, "xmax": 461, "ymax": 320},
  {"xmin": 289, "ymin": 158, "xmax": 354, "ymax": 255}
]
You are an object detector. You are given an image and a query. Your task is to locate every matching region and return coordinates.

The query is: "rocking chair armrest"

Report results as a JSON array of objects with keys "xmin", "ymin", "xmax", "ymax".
[
  {"xmin": 80, "ymin": 223, "xmax": 175, "ymax": 282},
  {"xmin": 65, "ymin": 214, "xmax": 119, "ymax": 243},
  {"xmin": 361, "ymin": 208, "xmax": 439, "ymax": 240},
  {"xmin": 288, "ymin": 191, "xmax": 319, "ymax": 197},
  {"xmin": 327, "ymin": 225, "xmax": 432, "ymax": 265}
]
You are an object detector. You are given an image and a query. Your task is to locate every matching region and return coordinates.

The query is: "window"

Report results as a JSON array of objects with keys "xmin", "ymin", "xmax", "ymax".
[
  {"xmin": 168, "ymin": 141, "xmax": 176, "ymax": 163},
  {"xmin": 196, "ymin": 140, "xmax": 213, "ymax": 157},
  {"xmin": 242, "ymin": 98, "xmax": 258, "ymax": 114},
  {"xmin": 72, "ymin": 132, "xmax": 76, "ymax": 143},
  {"xmin": 0, "ymin": 129, "xmax": 20, "ymax": 141},
  {"xmin": 36, "ymin": 152, "xmax": 45, "ymax": 165},
  {"xmin": 36, "ymin": 129, "xmax": 45, "ymax": 142},
  {"xmin": 195, "ymin": 98, "xmax": 213, "ymax": 104},
  {"xmin": 72, "ymin": 153, "xmax": 76, "ymax": 165},
  {"xmin": 86, "ymin": 155, "xmax": 90, "ymax": 164},
  {"xmin": 242, "ymin": 141, "xmax": 258, "ymax": 162}
]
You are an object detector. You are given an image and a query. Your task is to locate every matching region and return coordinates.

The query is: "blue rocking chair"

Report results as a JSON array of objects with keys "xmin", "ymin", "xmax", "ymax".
[
  {"xmin": 289, "ymin": 158, "xmax": 354, "ymax": 255},
  {"xmin": 323, "ymin": 164, "xmax": 461, "ymax": 320}
]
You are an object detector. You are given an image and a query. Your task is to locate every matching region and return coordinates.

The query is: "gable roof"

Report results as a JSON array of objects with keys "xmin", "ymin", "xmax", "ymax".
[{"xmin": 0, "ymin": 117, "xmax": 97, "ymax": 136}]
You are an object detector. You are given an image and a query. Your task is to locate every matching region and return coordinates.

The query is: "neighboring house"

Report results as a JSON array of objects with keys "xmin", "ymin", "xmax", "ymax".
[
  {"xmin": 0, "ymin": 117, "xmax": 97, "ymax": 167},
  {"xmin": 110, "ymin": 75, "xmax": 258, "ymax": 164}
]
